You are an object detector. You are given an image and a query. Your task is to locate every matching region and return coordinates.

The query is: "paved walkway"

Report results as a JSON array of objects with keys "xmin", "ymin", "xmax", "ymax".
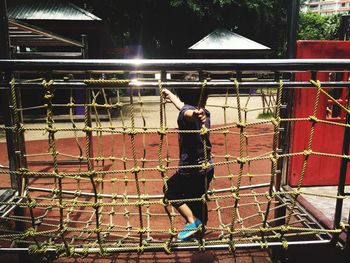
[{"xmin": 300, "ymin": 186, "xmax": 350, "ymax": 224}]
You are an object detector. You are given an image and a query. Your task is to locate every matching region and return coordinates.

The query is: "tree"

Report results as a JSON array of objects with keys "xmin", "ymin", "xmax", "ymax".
[
  {"xmin": 71, "ymin": 0, "xmax": 289, "ymax": 58},
  {"xmin": 298, "ymin": 12, "xmax": 341, "ymax": 40}
]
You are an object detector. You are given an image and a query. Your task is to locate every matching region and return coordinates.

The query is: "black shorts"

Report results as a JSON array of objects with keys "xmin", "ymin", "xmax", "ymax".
[{"xmin": 164, "ymin": 168, "xmax": 214, "ymax": 224}]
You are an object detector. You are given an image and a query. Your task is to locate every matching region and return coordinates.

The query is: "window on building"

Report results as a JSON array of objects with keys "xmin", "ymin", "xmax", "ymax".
[
  {"xmin": 310, "ymin": 4, "xmax": 319, "ymax": 10},
  {"xmin": 320, "ymin": 3, "xmax": 335, "ymax": 10}
]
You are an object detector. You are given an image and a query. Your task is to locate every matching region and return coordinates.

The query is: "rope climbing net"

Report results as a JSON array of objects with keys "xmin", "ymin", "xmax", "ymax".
[{"xmin": 0, "ymin": 60, "xmax": 349, "ymax": 258}]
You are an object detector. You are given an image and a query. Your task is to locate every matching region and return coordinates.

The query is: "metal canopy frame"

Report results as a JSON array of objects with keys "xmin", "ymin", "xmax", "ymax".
[{"xmin": 9, "ymin": 20, "xmax": 84, "ymax": 59}]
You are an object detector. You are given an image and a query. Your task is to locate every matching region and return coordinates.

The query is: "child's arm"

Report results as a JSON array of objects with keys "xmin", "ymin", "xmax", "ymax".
[
  {"xmin": 184, "ymin": 108, "xmax": 206, "ymax": 124},
  {"xmin": 162, "ymin": 88, "xmax": 206, "ymax": 123},
  {"xmin": 162, "ymin": 88, "xmax": 184, "ymax": 110}
]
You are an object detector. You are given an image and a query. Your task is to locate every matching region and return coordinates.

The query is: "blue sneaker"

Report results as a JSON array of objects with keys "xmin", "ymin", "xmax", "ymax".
[
  {"xmin": 177, "ymin": 219, "xmax": 202, "ymax": 241},
  {"xmin": 194, "ymin": 218, "xmax": 202, "ymax": 227}
]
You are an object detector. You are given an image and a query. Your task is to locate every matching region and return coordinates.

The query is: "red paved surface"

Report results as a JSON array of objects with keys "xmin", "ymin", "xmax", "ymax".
[{"xmin": 0, "ymin": 123, "xmax": 274, "ymax": 262}]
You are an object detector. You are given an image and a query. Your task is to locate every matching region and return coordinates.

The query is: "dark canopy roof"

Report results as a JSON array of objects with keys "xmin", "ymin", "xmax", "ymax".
[
  {"xmin": 7, "ymin": 0, "xmax": 101, "ymax": 21},
  {"xmin": 188, "ymin": 28, "xmax": 270, "ymax": 55}
]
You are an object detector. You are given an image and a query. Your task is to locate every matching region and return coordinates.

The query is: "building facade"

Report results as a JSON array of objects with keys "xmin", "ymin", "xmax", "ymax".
[{"xmin": 304, "ymin": 0, "xmax": 350, "ymax": 16}]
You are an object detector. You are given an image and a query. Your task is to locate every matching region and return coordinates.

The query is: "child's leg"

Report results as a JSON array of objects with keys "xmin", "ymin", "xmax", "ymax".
[
  {"xmin": 176, "ymin": 203, "xmax": 196, "ymax": 224},
  {"xmin": 187, "ymin": 169, "xmax": 214, "ymax": 224},
  {"xmin": 164, "ymin": 172, "xmax": 197, "ymax": 224}
]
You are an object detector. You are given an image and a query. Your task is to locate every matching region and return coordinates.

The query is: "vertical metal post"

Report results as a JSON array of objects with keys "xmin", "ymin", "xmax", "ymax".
[
  {"xmin": 346, "ymin": 208, "xmax": 350, "ymax": 251},
  {"xmin": 287, "ymin": 0, "xmax": 300, "ymax": 59},
  {"xmin": 272, "ymin": 72, "xmax": 288, "ymax": 262},
  {"xmin": 81, "ymin": 35, "xmax": 94, "ymax": 169},
  {"xmin": 332, "ymin": 91, "xmax": 350, "ymax": 245},
  {"xmin": 81, "ymin": 34, "xmax": 88, "ymax": 59},
  {"xmin": 0, "ymin": 0, "xmax": 10, "ymax": 58},
  {"xmin": 1, "ymin": 2, "xmax": 26, "ymax": 261},
  {"xmin": 0, "ymin": 0, "xmax": 18, "ymax": 188},
  {"xmin": 340, "ymin": 15, "xmax": 350, "ymax": 41}
]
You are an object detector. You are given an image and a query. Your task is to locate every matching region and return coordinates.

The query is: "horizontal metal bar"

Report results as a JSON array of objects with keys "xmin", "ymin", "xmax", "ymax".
[
  {"xmin": 27, "ymin": 183, "xmax": 270, "ymax": 200},
  {"xmin": 1, "ymin": 192, "xmax": 21, "ymax": 218},
  {"xmin": 0, "ymin": 164, "xmax": 9, "ymax": 169},
  {"xmin": 0, "ymin": 240, "xmax": 331, "ymax": 253},
  {"xmin": 1, "ymin": 80, "xmax": 350, "ymax": 90},
  {"xmin": 27, "ymin": 160, "xmax": 88, "ymax": 166},
  {"xmin": 1, "ymin": 59, "xmax": 350, "ymax": 71}
]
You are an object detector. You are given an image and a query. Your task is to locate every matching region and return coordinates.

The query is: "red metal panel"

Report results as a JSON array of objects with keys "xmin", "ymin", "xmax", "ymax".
[{"xmin": 289, "ymin": 41, "xmax": 350, "ymax": 186}]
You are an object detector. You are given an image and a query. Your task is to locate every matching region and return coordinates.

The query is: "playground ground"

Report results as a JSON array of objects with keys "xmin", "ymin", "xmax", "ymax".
[{"xmin": 0, "ymin": 95, "xmax": 349, "ymax": 262}]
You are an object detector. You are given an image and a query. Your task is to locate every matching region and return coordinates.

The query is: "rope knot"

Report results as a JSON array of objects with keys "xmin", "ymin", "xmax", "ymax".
[
  {"xmin": 157, "ymin": 128, "xmax": 167, "ymax": 135},
  {"xmin": 161, "ymin": 198, "xmax": 169, "ymax": 206},
  {"xmin": 103, "ymin": 103, "xmax": 112, "ymax": 109},
  {"xmin": 94, "ymin": 228, "xmax": 102, "ymax": 234},
  {"xmin": 199, "ymin": 241, "xmax": 206, "ymax": 252},
  {"xmin": 25, "ymin": 228, "xmax": 36, "ymax": 237},
  {"xmin": 201, "ymin": 162, "xmax": 211, "ymax": 170},
  {"xmin": 200, "ymin": 126, "xmax": 208, "ymax": 135},
  {"xmin": 163, "ymin": 241, "xmax": 171, "ymax": 254},
  {"xmin": 236, "ymin": 157, "xmax": 246, "ymax": 164},
  {"xmin": 280, "ymin": 225, "xmax": 289, "ymax": 232},
  {"xmin": 83, "ymin": 126, "xmax": 93, "ymax": 132},
  {"xmin": 51, "ymin": 187, "xmax": 60, "ymax": 195},
  {"xmin": 135, "ymin": 200, "xmax": 145, "ymax": 206},
  {"xmin": 168, "ymin": 229, "xmax": 177, "ymax": 237},
  {"xmin": 127, "ymin": 129, "xmax": 137, "ymax": 135},
  {"xmin": 157, "ymin": 165, "xmax": 166, "ymax": 173},
  {"xmin": 259, "ymin": 227, "xmax": 268, "ymax": 233},
  {"xmin": 28, "ymin": 199, "xmax": 37, "ymax": 209},
  {"xmin": 303, "ymin": 149, "xmax": 313, "ymax": 156},
  {"xmin": 19, "ymin": 167, "xmax": 29, "ymax": 175},
  {"xmin": 45, "ymin": 127, "xmax": 57, "ymax": 133},
  {"xmin": 131, "ymin": 166, "xmax": 141, "ymax": 173},
  {"xmin": 231, "ymin": 192, "xmax": 240, "ymax": 200},
  {"xmin": 228, "ymin": 240, "xmax": 236, "ymax": 253},
  {"xmin": 236, "ymin": 122, "xmax": 246, "ymax": 128},
  {"xmin": 293, "ymin": 189, "xmax": 301, "ymax": 197},
  {"xmin": 137, "ymin": 245, "xmax": 145, "ymax": 255},
  {"xmin": 138, "ymin": 228, "xmax": 147, "ymax": 234},
  {"xmin": 308, "ymin": 116, "xmax": 318, "ymax": 123},
  {"xmin": 92, "ymin": 202, "xmax": 100, "ymax": 209},
  {"xmin": 16, "ymin": 123, "xmax": 25, "ymax": 132},
  {"xmin": 89, "ymin": 170, "xmax": 96, "ymax": 178},
  {"xmin": 310, "ymin": 79, "xmax": 321, "ymax": 89},
  {"xmin": 271, "ymin": 118, "xmax": 280, "ymax": 126},
  {"xmin": 339, "ymin": 222, "xmax": 346, "ymax": 231},
  {"xmin": 260, "ymin": 241, "xmax": 268, "ymax": 249},
  {"xmin": 282, "ymin": 239, "xmax": 288, "ymax": 250},
  {"xmin": 59, "ymin": 203, "xmax": 67, "ymax": 209},
  {"xmin": 270, "ymin": 154, "xmax": 278, "ymax": 163},
  {"xmin": 265, "ymin": 191, "xmax": 275, "ymax": 201},
  {"xmin": 44, "ymin": 92, "xmax": 54, "ymax": 100}
]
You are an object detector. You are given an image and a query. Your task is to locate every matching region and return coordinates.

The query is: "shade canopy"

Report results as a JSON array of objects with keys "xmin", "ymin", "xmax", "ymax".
[
  {"xmin": 188, "ymin": 28, "xmax": 270, "ymax": 56},
  {"xmin": 7, "ymin": 0, "xmax": 101, "ymax": 21}
]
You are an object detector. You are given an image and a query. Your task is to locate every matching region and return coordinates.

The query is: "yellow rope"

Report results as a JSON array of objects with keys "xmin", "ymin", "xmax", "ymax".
[{"xmin": 1, "ymin": 75, "xmax": 348, "ymax": 257}]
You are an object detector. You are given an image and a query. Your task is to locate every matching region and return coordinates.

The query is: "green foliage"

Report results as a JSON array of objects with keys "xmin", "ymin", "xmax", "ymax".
[
  {"xmin": 298, "ymin": 12, "xmax": 341, "ymax": 40},
  {"xmin": 257, "ymin": 112, "xmax": 274, "ymax": 119},
  {"xmin": 71, "ymin": 0, "xmax": 288, "ymax": 58}
]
